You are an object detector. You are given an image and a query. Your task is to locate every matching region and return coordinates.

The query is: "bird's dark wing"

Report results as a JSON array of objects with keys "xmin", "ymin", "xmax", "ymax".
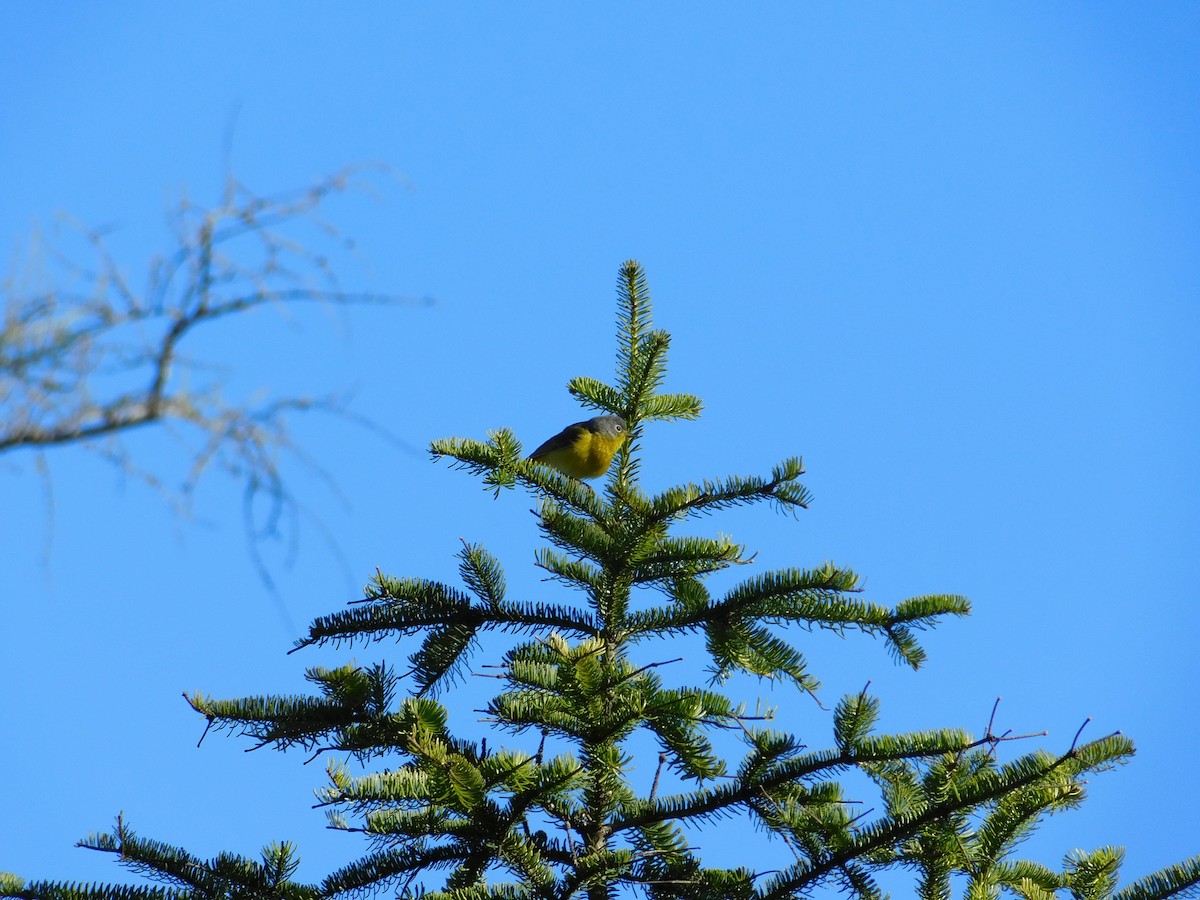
[{"xmin": 529, "ymin": 422, "xmax": 588, "ymax": 460}]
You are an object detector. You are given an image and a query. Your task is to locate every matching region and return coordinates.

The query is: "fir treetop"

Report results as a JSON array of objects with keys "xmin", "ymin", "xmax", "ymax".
[{"xmin": 4, "ymin": 261, "xmax": 1197, "ymax": 900}]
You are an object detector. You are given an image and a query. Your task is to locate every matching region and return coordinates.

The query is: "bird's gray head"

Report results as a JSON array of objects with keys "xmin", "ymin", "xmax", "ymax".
[{"xmin": 586, "ymin": 415, "xmax": 626, "ymax": 437}]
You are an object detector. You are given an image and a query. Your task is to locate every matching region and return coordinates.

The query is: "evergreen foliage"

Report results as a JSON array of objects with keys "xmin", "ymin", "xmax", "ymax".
[{"xmin": 5, "ymin": 261, "xmax": 1198, "ymax": 899}]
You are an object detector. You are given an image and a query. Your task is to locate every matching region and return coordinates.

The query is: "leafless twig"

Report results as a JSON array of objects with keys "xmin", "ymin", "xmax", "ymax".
[{"xmin": 2, "ymin": 165, "xmax": 429, "ymax": 583}]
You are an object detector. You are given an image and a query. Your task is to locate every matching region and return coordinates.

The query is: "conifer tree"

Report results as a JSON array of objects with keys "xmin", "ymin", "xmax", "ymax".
[{"xmin": 4, "ymin": 261, "xmax": 1199, "ymax": 899}]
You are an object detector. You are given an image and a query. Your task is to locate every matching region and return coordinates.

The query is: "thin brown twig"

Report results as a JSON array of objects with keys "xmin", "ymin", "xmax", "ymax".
[{"xmin": 3, "ymin": 166, "xmax": 423, "ymax": 591}]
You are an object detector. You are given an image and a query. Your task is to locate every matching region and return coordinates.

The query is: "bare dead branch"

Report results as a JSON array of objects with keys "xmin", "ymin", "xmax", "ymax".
[{"xmin": 2, "ymin": 165, "xmax": 429, "ymax": 573}]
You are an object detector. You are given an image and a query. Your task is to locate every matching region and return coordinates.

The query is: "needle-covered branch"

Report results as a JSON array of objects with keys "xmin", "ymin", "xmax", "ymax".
[
  {"xmin": 431, "ymin": 430, "xmax": 610, "ymax": 516},
  {"xmin": 292, "ymin": 562, "xmax": 601, "ymax": 696},
  {"xmin": 758, "ymin": 733, "xmax": 1140, "ymax": 899},
  {"xmin": 2, "ymin": 815, "xmax": 318, "ymax": 900},
  {"xmin": 633, "ymin": 458, "xmax": 813, "ymax": 524}
]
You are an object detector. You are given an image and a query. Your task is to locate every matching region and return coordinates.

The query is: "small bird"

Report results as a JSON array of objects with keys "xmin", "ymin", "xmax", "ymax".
[{"xmin": 528, "ymin": 415, "xmax": 627, "ymax": 479}]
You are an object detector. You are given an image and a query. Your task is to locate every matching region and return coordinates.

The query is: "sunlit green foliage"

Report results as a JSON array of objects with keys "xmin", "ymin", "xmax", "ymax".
[{"xmin": 6, "ymin": 262, "xmax": 1197, "ymax": 900}]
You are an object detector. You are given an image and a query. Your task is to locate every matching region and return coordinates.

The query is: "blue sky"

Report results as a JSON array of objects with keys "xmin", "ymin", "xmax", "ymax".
[{"xmin": 3, "ymin": 3, "xmax": 1198, "ymax": 892}]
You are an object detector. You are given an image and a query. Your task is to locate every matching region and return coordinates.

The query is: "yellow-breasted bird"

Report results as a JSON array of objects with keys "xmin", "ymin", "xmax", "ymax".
[{"xmin": 528, "ymin": 415, "xmax": 627, "ymax": 479}]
